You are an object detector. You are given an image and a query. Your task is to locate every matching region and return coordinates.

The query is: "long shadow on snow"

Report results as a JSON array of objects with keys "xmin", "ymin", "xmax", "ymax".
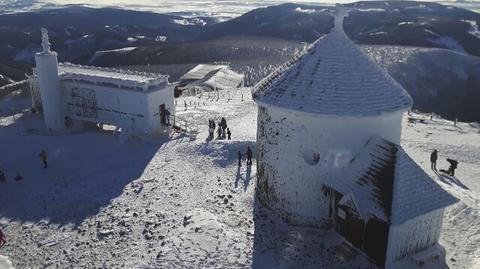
[
  {"xmin": 235, "ymin": 165, "xmax": 252, "ymax": 192},
  {"xmin": 251, "ymin": 191, "xmax": 451, "ymax": 269},
  {"xmin": 0, "ymin": 113, "xmax": 171, "ymax": 225},
  {"xmin": 195, "ymin": 140, "xmax": 256, "ymax": 168},
  {"xmin": 436, "ymin": 172, "xmax": 470, "ymax": 190},
  {"xmin": 250, "ymin": 195, "xmax": 346, "ymax": 269}
]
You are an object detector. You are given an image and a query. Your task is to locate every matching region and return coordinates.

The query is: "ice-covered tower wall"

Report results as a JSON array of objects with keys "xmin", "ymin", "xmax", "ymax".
[
  {"xmin": 35, "ymin": 28, "xmax": 65, "ymax": 130},
  {"xmin": 253, "ymin": 6, "xmax": 412, "ymax": 226}
]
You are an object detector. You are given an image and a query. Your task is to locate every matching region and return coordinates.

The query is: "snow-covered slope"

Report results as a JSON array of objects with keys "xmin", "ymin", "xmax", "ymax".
[
  {"xmin": 362, "ymin": 45, "xmax": 480, "ymax": 122},
  {"xmin": 0, "ymin": 87, "xmax": 479, "ymax": 269}
]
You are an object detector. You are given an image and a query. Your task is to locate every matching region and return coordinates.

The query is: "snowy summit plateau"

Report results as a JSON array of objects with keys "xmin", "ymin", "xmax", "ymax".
[{"xmin": 0, "ymin": 2, "xmax": 479, "ymax": 269}]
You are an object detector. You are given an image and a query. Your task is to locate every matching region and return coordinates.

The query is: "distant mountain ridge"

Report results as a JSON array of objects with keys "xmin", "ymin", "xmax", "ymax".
[
  {"xmin": 1, "ymin": 1, "xmax": 480, "ymax": 67},
  {"xmin": 363, "ymin": 46, "xmax": 480, "ymax": 122},
  {"xmin": 1, "ymin": 1, "xmax": 480, "ymax": 121}
]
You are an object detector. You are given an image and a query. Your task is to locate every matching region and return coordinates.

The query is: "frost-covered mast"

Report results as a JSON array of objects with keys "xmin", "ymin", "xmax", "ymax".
[
  {"xmin": 35, "ymin": 28, "xmax": 65, "ymax": 131},
  {"xmin": 41, "ymin": 28, "xmax": 51, "ymax": 53},
  {"xmin": 333, "ymin": 4, "xmax": 347, "ymax": 33}
]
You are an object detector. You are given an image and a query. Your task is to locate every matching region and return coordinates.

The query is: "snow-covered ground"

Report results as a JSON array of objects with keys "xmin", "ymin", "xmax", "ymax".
[{"xmin": 0, "ymin": 87, "xmax": 479, "ymax": 269}]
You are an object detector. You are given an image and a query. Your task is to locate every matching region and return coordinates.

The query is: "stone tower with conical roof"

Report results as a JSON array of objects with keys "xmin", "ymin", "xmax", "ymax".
[{"xmin": 253, "ymin": 6, "xmax": 413, "ymax": 227}]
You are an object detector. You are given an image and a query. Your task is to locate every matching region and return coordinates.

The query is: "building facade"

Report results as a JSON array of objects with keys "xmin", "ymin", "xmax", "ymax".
[{"xmin": 30, "ymin": 29, "xmax": 174, "ymax": 135}]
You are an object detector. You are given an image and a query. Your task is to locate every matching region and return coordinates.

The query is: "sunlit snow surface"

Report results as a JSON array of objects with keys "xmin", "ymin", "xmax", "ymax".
[
  {"xmin": 0, "ymin": 0, "xmax": 479, "ymax": 20},
  {"xmin": 0, "ymin": 83, "xmax": 479, "ymax": 269}
]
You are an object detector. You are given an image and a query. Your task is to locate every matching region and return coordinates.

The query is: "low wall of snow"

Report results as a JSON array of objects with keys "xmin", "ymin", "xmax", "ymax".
[
  {"xmin": 385, "ymin": 208, "xmax": 445, "ymax": 267},
  {"xmin": 256, "ymin": 103, "xmax": 405, "ymax": 226}
]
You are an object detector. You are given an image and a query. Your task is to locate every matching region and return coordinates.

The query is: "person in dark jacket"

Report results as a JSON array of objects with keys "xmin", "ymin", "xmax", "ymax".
[
  {"xmin": 227, "ymin": 128, "xmax": 231, "ymax": 140},
  {"xmin": 238, "ymin": 151, "xmax": 243, "ymax": 167},
  {"xmin": 447, "ymin": 158, "xmax": 458, "ymax": 176},
  {"xmin": 220, "ymin": 118, "xmax": 227, "ymax": 139},
  {"xmin": 39, "ymin": 150, "xmax": 48, "ymax": 168},
  {"xmin": 430, "ymin": 149, "xmax": 438, "ymax": 171},
  {"xmin": 440, "ymin": 158, "xmax": 459, "ymax": 176},
  {"xmin": 217, "ymin": 125, "xmax": 222, "ymax": 139},
  {"xmin": 208, "ymin": 120, "xmax": 214, "ymax": 139},
  {"xmin": 246, "ymin": 146, "xmax": 253, "ymax": 166}
]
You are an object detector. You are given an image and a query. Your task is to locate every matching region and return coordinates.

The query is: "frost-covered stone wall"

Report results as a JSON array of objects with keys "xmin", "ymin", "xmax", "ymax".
[
  {"xmin": 256, "ymin": 103, "xmax": 404, "ymax": 226},
  {"xmin": 386, "ymin": 208, "xmax": 445, "ymax": 266}
]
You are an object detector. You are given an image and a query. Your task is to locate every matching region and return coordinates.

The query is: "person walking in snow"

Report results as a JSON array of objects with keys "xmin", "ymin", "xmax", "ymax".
[
  {"xmin": 227, "ymin": 128, "xmax": 231, "ymax": 140},
  {"xmin": 430, "ymin": 149, "xmax": 438, "ymax": 171},
  {"xmin": 208, "ymin": 120, "xmax": 213, "ymax": 139},
  {"xmin": 0, "ymin": 229, "xmax": 5, "ymax": 248},
  {"xmin": 217, "ymin": 124, "xmax": 222, "ymax": 140},
  {"xmin": 220, "ymin": 117, "xmax": 227, "ymax": 138},
  {"xmin": 39, "ymin": 149, "xmax": 48, "ymax": 168},
  {"xmin": 246, "ymin": 146, "xmax": 253, "ymax": 166},
  {"xmin": 238, "ymin": 151, "xmax": 243, "ymax": 167},
  {"xmin": 0, "ymin": 169, "xmax": 5, "ymax": 183}
]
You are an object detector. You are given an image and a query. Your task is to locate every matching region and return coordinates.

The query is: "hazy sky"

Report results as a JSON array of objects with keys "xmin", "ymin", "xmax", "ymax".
[{"xmin": 1, "ymin": 0, "xmax": 479, "ymax": 18}]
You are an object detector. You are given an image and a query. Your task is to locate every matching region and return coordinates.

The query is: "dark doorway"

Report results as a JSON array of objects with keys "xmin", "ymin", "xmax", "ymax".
[
  {"xmin": 364, "ymin": 217, "xmax": 389, "ymax": 267},
  {"xmin": 159, "ymin": 104, "xmax": 166, "ymax": 125},
  {"xmin": 336, "ymin": 205, "xmax": 365, "ymax": 250}
]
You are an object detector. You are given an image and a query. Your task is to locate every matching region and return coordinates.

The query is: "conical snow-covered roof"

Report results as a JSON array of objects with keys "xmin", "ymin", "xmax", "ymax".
[{"xmin": 252, "ymin": 7, "xmax": 413, "ymax": 117}]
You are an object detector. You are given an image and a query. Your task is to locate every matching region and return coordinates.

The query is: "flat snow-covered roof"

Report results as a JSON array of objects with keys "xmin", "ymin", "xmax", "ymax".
[
  {"xmin": 180, "ymin": 64, "xmax": 227, "ymax": 81},
  {"xmin": 57, "ymin": 63, "xmax": 169, "ymax": 90},
  {"xmin": 204, "ymin": 68, "xmax": 244, "ymax": 90},
  {"xmin": 252, "ymin": 10, "xmax": 412, "ymax": 117}
]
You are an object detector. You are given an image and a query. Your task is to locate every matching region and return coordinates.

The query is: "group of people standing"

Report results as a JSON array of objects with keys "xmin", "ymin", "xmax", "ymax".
[
  {"xmin": 208, "ymin": 117, "xmax": 231, "ymax": 140},
  {"xmin": 431, "ymin": 149, "xmax": 458, "ymax": 176},
  {"xmin": 206, "ymin": 117, "xmax": 253, "ymax": 167}
]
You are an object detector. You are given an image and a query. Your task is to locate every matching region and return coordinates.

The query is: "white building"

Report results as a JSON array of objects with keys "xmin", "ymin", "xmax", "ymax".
[
  {"xmin": 30, "ymin": 29, "xmax": 174, "ymax": 135},
  {"xmin": 177, "ymin": 64, "xmax": 244, "ymax": 96},
  {"xmin": 252, "ymin": 7, "xmax": 457, "ymax": 268}
]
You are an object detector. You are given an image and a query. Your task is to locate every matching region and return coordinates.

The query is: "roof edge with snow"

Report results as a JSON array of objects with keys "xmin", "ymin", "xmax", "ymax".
[{"xmin": 252, "ymin": 6, "xmax": 413, "ymax": 117}]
